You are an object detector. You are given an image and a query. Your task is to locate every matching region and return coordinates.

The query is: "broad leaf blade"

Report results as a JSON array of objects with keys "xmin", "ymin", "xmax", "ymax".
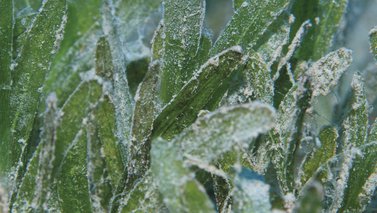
[
  {"xmin": 152, "ymin": 46, "xmax": 243, "ymax": 140},
  {"xmin": 341, "ymin": 74, "xmax": 368, "ymax": 148},
  {"xmin": 178, "ymin": 103, "xmax": 276, "ymax": 163},
  {"xmin": 290, "ymin": 0, "xmax": 348, "ymax": 60},
  {"xmin": 300, "ymin": 127, "xmax": 337, "ymax": 185},
  {"xmin": 9, "ymin": 0, "xmax": 67, "ymax": 171},
  {"xmin": 340, "ymin": 142, "xmax": 377, "ymax": 212},
  {"xmin": 159, "ymin": 0, "xmax": 206, "ymax": 103},
  {"xmin": 11, "ymin": 93, "xmax": 60, "ymax": 211},
  {"xmin": 151, "ymin": 138, "xmax": 215, "ymax": 213},
  {"xmin": 210, "ymin": 0, "xmax": 289, "ymax": 55},
  {"xmin": 224, "ymin": 51, "xmax": 274, "ymax": 105},
  {"xmin": 307, "ymin": 48, "xmax": 352, "ymax": 97},
  {"xmin": 152, "ymin": 103, "xmax": 275, "ymax": 212},
  {"xmin": 0, "ymin": 0, "xmax": 14, "ymax": 175},
  {"xmin": 54, "ymin": 81, "xmax": 103, "ymax": 212},
  {"xmin": 117, "ymin": 171, "xmax": 166, "ymax": 212}
]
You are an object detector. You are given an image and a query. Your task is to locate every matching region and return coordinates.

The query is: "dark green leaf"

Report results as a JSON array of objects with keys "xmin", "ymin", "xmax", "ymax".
[
  {"xmin": 0, "ymin": 0, "xmax": 14, "ymax": 174},
  {"xmin": 300, "ymin": 127, "xmax": 337, "ymax": 185},
  {"xmin": 159, "ymin": 0, "xmax": 206, "ymax": 103},
  {"xmin": 9, "ymin": 0, "xmax": 67, "ymax": 171},
  {"xmin": 210, "ymin": 0, "xmax": 289, "ymax": 55},
  {"xmin": 127, "ymin": 62, "xmax": 160, "ymax": 182},
  {"xmin": 294, "ymin": 181, "xmax": 323, "ymax": 213},
  {"xmin": 152, "ymin": 46, "xmax": 243, "ymax": 140}
]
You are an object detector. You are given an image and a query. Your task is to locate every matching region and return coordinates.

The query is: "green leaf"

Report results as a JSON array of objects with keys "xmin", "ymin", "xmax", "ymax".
[
  {"xmin": 0, "ymin": 0, "xmax": 14, "ymax": 175},
  {"xmin": 102, "ymin": 2, "xmax": 134, "ymax": 159},
  {"xmin": 275, "ymin": 79, "xmax": 312, "ymax": 191},
  {"xmin": 44, "ymin": 0, "xmax": 102, "ymax": 108},
  {"xmin": 11, "ymin": 93, "xmax": 60, "ymax": 212},
  {"xmin": 117, "ymin": 171, "xmax": 166, "ymax": 212},
  {"xmin": 370, "ymin": 26, "xmax": 377, "ymax": 61},
  {"xmin": 152, "ymin": 103, "xmax": 275, "ymax": 212},
  {"xmin": 307, "ymin": 48, "xmax": 352, "ymax": 97},
  {"xmin": 290, "ymin": 0, "xmax": 348, "ymax": 60},
  {"xmin": 311, "ymin": 0, "xmax": 348, "ymax": 60},
  {"xmin": 151, "ymin": 22, "xmax": 164, "ymax": 61},
  {"xmin": 8, "ymin": 0, "xmax": 67, "ymax": 171},
  {"xmin": 341, "ymin": 74, "xmax": 368, "ymax": 148},
  {"xmin": 300, "ymin": 126, "xmax": 337, "ymax": 185},
  {"xmin": 152, "ymin": 46, "xmax": 243, "ymax": 140},
  {"xmin": 210, "ymin": 0, "xmax": 289, "ymax": 55},
  {"xmin": 151, "ymin": 138, "xmax": 215, "ymax": 213},
  {"xmin": 55, "ymin": 80, "xmax": 103, "ymax": 212},
  {"xmin": 0, "ymin": 0, "xmax": 13, "ymax": 87},
  {"xmin": 159, "ymin": 0, "xmax": 206, "ymax": 103},
  {"xmin": 256, "ymin": 13, "xmax": 291, "ymax": 68},
  {"xmin": 178, "ymin": 103, "xmax": 275, "ymax": 163},
  {"xmin": 340, "ymin": 142, "xmax": 377, "ymax": 212},
  {"xmin": 127, "ymin": 62, "xmax": 160, "ymax": 182},
  {"xmin": 339, "ymin": 118, "xmax": 377, "ymax": 212},
  {"xmin": 86, "ymin": 129, "xmax": 111, "ymax": 212},
  {"xmin": 91, "ymin": 96, "xmax": 124, "ymax": 189},
  {"xmin": 224, "ymin": 50, "xmax": 274, "ymax": 105},
  {"xmin": 294, "ymin": 181, "xmax": 324, "ymax": 213},
  {"xmin": 58, "ymin": 129, "xmax": 92, "ymax": 213}
]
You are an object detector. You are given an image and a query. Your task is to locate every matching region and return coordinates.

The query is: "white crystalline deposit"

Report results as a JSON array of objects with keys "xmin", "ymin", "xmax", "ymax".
[{"xmin": 307, "ymin": 48, "xmax": 352, "ymax": 97}]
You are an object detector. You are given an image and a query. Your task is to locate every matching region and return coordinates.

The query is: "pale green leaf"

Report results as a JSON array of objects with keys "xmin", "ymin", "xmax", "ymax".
[
  {"xmin": 307, "ymin": 48, "xmax": 352, "ymax": 97},
  {"xmin": 370, "ymin": 26, "xmax": 377, "ymax": 61},
  {"xmin": 151, "ymin": 138, "xmax": 215, "ymax": 213},
  {"xmin": 232, "ymin": 169, "xmax": 272, "ymax": 213}
]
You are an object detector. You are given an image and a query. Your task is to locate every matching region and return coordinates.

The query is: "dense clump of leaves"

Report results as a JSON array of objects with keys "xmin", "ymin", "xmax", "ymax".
[{"xmin": 1, "ymin": 0, "xmax": 377, "ymax": 212}]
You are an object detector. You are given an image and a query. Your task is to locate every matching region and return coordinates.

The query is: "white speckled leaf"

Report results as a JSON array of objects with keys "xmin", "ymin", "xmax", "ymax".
[{"xmin": 307, "ymin": 48, "xmax": 352, "ymax": 97}]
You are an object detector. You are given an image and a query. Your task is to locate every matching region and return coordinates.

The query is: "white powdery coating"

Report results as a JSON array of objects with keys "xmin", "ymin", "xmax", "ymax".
[
  {"xmin": 0, "ymin": 184, "xmax": 8, "ymax": 213},
  {"xmin": 307, "ymin": 48, "xmax": 352, "ymax": 97},
  {"xmin": 369, "ymin": 26, "xmax": 377, "ymax": 36},
  {"xmin": 358, "ymin": 169, "xmax": 377, "ymax": 211},
  {"xmin": 51, "ymin": 13, "xmax": 68, "ymax": 55},
  {"xmin": 350, "ymin": 74, "xmax": 365, "ymax": 110},
  {"xmin": 277, "ymin": 20, "xmax": 312, "ymax": 72},
  {"xmin": 234, "ymin": 177, "xmax": 271, "ymax": 212},
  {"xmin": 179, "ymin": 102, "xmax": 275, "ymax": 164},
  {"xmin": 284, "ymin": 192, "xmax": 296, "ymax": 213},
  {"xmin": 329, "ymin": 146, "xmax": 360, "ymax": 212}
]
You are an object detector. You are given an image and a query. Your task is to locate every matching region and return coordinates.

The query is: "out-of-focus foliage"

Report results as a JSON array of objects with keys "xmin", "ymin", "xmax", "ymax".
[{"xmin": 1, "ymin": 0, "xmax": 377, "ymax": 212}]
